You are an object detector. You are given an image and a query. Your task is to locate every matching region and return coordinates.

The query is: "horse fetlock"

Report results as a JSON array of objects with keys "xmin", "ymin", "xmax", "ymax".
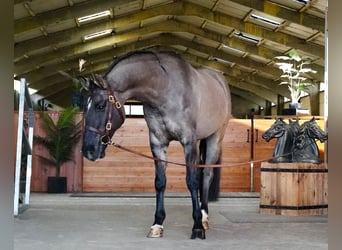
[
  {"xmin": 147, "ymin": 224, "xmax": 164, "ymax": 238},
  {"xmin": 201, "ymin": 209, "xmax": 209, "ymax": 230}
]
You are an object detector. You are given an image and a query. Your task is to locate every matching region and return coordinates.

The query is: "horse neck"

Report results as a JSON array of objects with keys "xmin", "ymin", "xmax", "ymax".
[{"xmin": 106, "ymin": 58, "xmax": 166, "ymax": 104}]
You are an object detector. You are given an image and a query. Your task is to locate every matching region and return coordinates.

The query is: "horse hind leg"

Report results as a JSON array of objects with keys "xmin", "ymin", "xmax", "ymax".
[
  {"xmin": 183, "ymin": 140, "xmax": 206, "ymax": 239},
  {"xmin": 199, "ymin": 137, "xmax": 222, "ymax": 230}
]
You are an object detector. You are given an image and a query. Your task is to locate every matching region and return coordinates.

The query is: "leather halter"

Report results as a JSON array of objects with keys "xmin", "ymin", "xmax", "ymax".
[{"xmin": 86, "ymin": 83, "xmax": 125, "ymax": 145}]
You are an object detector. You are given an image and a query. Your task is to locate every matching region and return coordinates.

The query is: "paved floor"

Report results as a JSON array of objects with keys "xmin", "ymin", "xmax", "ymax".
[{"xmin": 14, "ymin": 193, "xmax": 328, "ymax": 250}]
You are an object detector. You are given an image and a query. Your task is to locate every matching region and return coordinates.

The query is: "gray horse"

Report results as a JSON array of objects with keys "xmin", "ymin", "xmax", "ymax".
[{"xmin": 81, "ymin": 51, "xmax": 231, "ymax": 239}]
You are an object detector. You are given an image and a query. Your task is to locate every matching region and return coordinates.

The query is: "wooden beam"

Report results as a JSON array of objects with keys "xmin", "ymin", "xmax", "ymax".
[{"xmin": 228, "ymin": 0, "xmax": 324, "ymax": 32}]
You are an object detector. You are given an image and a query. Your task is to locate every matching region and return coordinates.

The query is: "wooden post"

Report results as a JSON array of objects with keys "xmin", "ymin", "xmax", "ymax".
[{"xmin": 260, "ymin": 162, "xmax": 328, "ymax": 216}]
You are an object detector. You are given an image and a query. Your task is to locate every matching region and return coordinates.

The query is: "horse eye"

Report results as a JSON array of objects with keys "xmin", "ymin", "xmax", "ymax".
[{"xmin": 95, "ymin": 103, "xmax": 106, "ymax": 111}]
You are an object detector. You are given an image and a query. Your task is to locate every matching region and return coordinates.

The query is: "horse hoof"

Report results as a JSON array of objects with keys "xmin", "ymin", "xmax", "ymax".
[
  {"xmin": 201, "ymin": 209, "xmax": 209, "ymax": 230},
  {"xmin": 147, "ymin": 224, "xmax": 164, "ymax": 238},
  {"xmin": 190, "ymin": 229, "xmax": 206, "ymax": 240}
]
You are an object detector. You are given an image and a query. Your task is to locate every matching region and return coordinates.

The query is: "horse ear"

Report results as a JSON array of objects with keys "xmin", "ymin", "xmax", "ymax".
[
  {"xmin": 78, "ymin": 76, "xmax": 90, "ymax": 91},
  {"xmin": 93, "ymin": 74, "xmax": 107, "ymax": 89}
]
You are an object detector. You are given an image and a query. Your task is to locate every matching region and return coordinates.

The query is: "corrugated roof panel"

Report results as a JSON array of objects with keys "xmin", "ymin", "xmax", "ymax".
[
  {"xmin": 247, "ymin": 54, "xmax": 270, "ymax": 64},
  {"xmin": 175, "ymin": 16, "xmax": 204, "ymax": 27},
  {"xmin": 262, "ymin": 40, "xmax": 290, "ymax": 54},
  {"xmin": 115, "ymin": 22, "xmax": 140, "ymax": 33},
  {"xmin": 14, "ymin": 28, "xmax": 43, "ymax": 43},
  {"xmin": 310, "ymin": 33, "xmax": 325, "ymax": 47},
  {"xmin": 204, "ymin": 21, "xmax": 234, "ymax": 36},
  {"xmin": 44, "ymin": 19, "xmax": 76, "ymax": 34},
  {"xmin": 306, "ymin": 0, "xmax": 326, "ymax": 18},
  {"xmin": 14, "ymin": 3, "xmax": 30, "ymax": 19},
  {"xmin": 216, "ymin": 0, "xmax": 250, "ymax": 19},
  {"xmin": 220, "ymin": 45, "xmax": 245, "ymax": 57},
  {"xmin": 144, "ymin": 0, "xmax": 174, "ymax": 9},
  {"xmin": 142, "ymin": 15, "xmax": 170, "ymax": 26},
  {"xmin": 187, "ymin": 48, "xmax": 209, "ymax": 59},
  {"xmin": 269, "ymin": 0, "xmax": 305, "ymax": 11},
  {"xmin": 281, "ymin": 22, "xmax": 317, "ymax": 40},
  {"xmin": 194, "ymin": 36, "xmax": 220, "ymax": 48},
  {"xmin": 113, "ymin": 0, "xmax": 142, "ymax": 17},
  {"xmin": 26, "ymin": 0, "xmax": 69, "ymax": 15},
  {"xmin": 172, "ymin": 32, "xmax": 195, "ymax": 41},
  {"xmin": 186, "ymin": 0, "xmax": 217, "ymax": 10}
]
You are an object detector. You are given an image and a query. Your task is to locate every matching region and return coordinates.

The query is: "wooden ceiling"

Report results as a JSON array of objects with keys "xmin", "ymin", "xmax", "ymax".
[{"xmin": 14, "ymin": 0, "xmax": 326, "ymax": 109}]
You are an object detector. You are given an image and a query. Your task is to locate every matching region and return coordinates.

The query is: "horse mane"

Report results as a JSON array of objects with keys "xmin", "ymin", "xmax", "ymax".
[{"xmin": 104, "ymin": 50, "xmax": 179, "ymax": 76}]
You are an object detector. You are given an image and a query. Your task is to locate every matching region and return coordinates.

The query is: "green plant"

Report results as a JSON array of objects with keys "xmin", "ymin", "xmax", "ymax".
[
  {"xmin": 35, "ymin": 107, "xmax": 82, "ymax": 177},
  {"xmin": 274, "ymin": 49, "xmax": 317, "ymax": 104}
]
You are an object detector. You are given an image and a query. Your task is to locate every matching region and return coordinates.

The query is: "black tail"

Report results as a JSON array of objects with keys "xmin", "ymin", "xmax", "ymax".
[
  {"xmin": 208, "ymin": 166, "xmax": 221, "ymax": 201},
  {"xmin": 199, "ymin": 140, "xmax": 221, "ymax": 202}
]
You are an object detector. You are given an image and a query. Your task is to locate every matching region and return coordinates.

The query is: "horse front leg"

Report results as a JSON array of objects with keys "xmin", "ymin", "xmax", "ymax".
[
  {"xmin": 147, "ymin": 136, "xmax": 168, "ymax": 238},
  {"xmin": 184, "ymin": 142, "xmax": 205, "ymax": 239}
]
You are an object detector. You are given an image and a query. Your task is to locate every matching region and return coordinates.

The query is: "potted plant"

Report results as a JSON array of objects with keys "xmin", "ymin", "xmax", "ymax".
[
  {"xmin": 35, "ymin": 107, "xmax": 82, "ymax": 193},
  {"xmin": 274, "ymin": 49, "xmax": 317, "ymax": 113}
]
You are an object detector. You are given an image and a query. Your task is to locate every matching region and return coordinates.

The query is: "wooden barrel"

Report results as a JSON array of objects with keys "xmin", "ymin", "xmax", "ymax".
[{"xmin": 260, "ymin": 162, "xmax": 328, "ymax": 216}]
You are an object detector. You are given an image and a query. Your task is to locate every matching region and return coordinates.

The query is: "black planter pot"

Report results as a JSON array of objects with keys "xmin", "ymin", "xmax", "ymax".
[{"xmin": 47, "ymin": 177, "xmax": 67, "ymax": 193}]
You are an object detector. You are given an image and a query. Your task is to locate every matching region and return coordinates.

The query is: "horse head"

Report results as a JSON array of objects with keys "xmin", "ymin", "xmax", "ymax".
[
  {"xmin": 81, "ymin": 75, "xmax": 125, "ymax": 161},
  {"xmin": 262, "ymin": 118, "xmax": 287, "ymax": 142},
  {"xmin": 295, "ymin": 117, "xmax": 327, "ymax": 149},
  {"xmin": 305, "ymin": 117, "xmax": 328, "ymax": 142}
]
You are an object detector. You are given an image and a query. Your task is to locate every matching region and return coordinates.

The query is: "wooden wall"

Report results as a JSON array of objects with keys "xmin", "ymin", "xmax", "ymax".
[
  {"xmin": 83, "ymin": 118, "xmax": 326, "ymax": 193},
  {"xmin": 14, "ymin": 111, "xmax": 326, "ymax": 193},
  {"xmin": 83, "ymin": 118, "xmax": 323, "ymax": 193},
  {"xmin": 14, "ymin": 111, "xmax": 84, "ymax": 192}
]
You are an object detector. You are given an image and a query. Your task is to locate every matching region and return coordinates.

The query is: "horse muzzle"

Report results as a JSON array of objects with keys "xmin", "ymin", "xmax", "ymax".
[{"xmin": 82, "ymin": 144, "xmax": 106, "ymax": 161}]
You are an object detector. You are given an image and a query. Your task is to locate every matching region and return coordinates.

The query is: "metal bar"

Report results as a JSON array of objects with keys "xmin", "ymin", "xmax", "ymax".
[
  {"xmin": 14, "ymin": 78, "xmax": 26, "ymax": 216},
  {"xmin": 24, "ymin": 108, "xmax": 34, "ymax": 205}
]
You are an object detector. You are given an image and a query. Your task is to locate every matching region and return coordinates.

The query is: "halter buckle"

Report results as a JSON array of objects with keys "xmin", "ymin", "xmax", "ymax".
[
  {"xmin": 106, "ymin": 122, "xmax": 112, "ymax": 130},
  {"xmin": 108, "ymin": 95, "xmax": 115, "ymax": 103},
  {"xmin": 115, "ymin": 101, "xmax": 122, "ymax": 109}
]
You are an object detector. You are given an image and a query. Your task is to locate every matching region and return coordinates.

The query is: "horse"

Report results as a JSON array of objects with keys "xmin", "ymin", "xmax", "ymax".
[
  {"xmin": 292, "ymin": 117, "xmax": 328, "ymax": 163},
  {"xmin": 80, "ymin": 51, "xmax": 231, "ymax": 239},
  {"xmin": 262, "ymin": 118, "xmax": 299, "ymax": 163}
]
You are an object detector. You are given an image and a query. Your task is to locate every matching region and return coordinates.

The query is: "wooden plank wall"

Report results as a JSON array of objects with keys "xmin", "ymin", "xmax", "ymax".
[
  {"xmin": 14, "ymin": 111, "xmax": 326, "ymax": 193},
  {"xmin": 83, "ymin": 119, "xmax": 276, "ymax": 193},
  {"xmin": 83, "ymin": 118, "xmax": 326, "ymax": 193},
  {"xmin": 14, "ymin": 111, "xmax": 84, "ymax": 192}
]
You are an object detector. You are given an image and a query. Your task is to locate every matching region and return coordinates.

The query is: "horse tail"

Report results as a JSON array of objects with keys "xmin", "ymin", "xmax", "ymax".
[
  {"xmin": 199, "ymin": 140, "xmax": 221, "ymax": 202},
  {"xmin": 208, "ymin": 157, "xmax": 221, "ymax": 202}
]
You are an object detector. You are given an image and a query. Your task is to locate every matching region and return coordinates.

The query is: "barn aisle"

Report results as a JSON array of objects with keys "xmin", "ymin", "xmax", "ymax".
[{"xmin": 14, "ymin": 193, "xmax": 327, "ymax": 250}]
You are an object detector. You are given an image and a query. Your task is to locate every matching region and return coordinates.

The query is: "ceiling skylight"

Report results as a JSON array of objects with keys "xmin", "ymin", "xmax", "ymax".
[
  {"xmin": 77, "ymin": 10, "xmax": 112, "ymax": 23},
  {"xmin": 84, "ymin": 29, "xmax": 112, "ymax": 41},
  {"xmin": 250, "ymin": 14, "xmax": 281, "ymax": 27},
  {"xmin": 294, "ymin": 0, "xmax": 309, "ymax": 4},
  {"xmin": 233, "ymin": 32, "xmax": 260, "ymax": 43}
]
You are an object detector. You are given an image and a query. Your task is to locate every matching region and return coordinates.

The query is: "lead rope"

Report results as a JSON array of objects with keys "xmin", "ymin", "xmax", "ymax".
[{"xmin": 103, "ymin": 139, "xmax": 320, "ymax": 168}]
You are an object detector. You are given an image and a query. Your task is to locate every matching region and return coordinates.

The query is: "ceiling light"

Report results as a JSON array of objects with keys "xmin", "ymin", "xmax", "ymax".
[
  {"xmin": 250, "ymin": 14, "xmax": 281, "ymax": 27},
  {"xmin": 294, "ymin": 0, "xmax": 309, "ymax": 4},
  {"xmin": 84, "ymin": 29, "xmax": 112, "ymax": 41},
  {"xmin": 233, "ymin": 32, "xmax": 260, "ymax": 43},
  {"xmin": 77, "ymin": 10, "xmax": 111, "ymax": 23}
]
